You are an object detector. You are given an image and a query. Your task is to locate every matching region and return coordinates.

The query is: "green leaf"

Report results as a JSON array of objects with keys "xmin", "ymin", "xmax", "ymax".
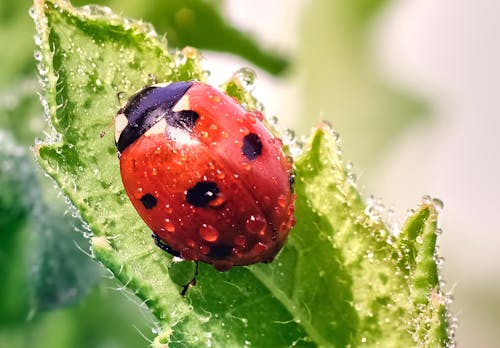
[
  {"xmin": 0, "ymin": 130, "xmax": 101, "ymax": 317},
  {"xmin": 28, "ymin": 193, "xmax": 102, "ymax": 312},
  {"xmin": 297, "ymin": 0, "xmax": 428, "ymax": 168},
  {"xmin": 0, "ymin": 0, "xmax": 37, "ymax": 86},
  {"xmin": 0, "ymin": 280, "xmax": 158, "ymax": 348},
  {"xmin": 71, "ymin": 0, "xmax": 288, "ymax": 75},
  {"xmin": 0, "ymin": 130, "xmax": 33, "ymax": 324},
  {"xmin": 0, "ymin": 79, "xmax": 45, "ymax": 145},
  {"xmin": 33, "ymin": 0, "xmax": 453, "ymax": 346}
]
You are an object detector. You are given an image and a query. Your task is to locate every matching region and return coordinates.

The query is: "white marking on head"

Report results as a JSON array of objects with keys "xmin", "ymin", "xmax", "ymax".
[
  {"xmin": 172, "ymin": 95, "xmax": 190, "ymax": 112},
  {"xmin": 144, "ymin": 118, "xmax": 167, "ymax": 137},
  {"xmin": 165, "ymin": 127, "xmax": 199, "ymax": 147},
  {"xmin": 114, "ymin": 113, "xmax": 128, "ymax": 143},
  {"xmin": 152, "ymin": 82, "xmax": 171, "ymax": 88}
]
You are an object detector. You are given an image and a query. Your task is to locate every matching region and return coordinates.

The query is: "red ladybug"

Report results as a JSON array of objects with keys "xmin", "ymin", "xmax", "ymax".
[{"xmin": 115, "ymin": 81, "xmax": 295, "ymax": 272}]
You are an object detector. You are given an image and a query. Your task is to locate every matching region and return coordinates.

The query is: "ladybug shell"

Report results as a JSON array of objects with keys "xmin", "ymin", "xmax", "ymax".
[{"xmin": 115, "ymin": 81, "xmax": 295, "ymax": 271}]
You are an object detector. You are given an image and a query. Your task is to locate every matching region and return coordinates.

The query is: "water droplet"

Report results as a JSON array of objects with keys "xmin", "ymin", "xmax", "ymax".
[
  {"xmin": 268, "ymin": 115, "xmax": 279, "ymax": 126},
  {"xmin": 406, "ymin": 208, "xmax": 416, "ymax": 217},
  {"xmin": 208, "ymin": 193, "xmax": 226, "ymax": 207},
  {"xmin": 233, "ymin": 67, "xmax": 256, "ymax": 91},
  {"xmin": 37, "ymin": 63, "xmax": 49, "ymax": 76},
  {"xmin": 277, "ymin": 194, "xmax": 287, "ymax": 209},
  {"xmin": 268, "ymin": 137, "xmax": 283, "ymax": 149},
  {"xmin": 282, "ymin": 128, "xmax": 295, "ymax": 143},
  {"xmin": 432, "ymin": 197, "xmax": 444, "ymax": 210},
  {"xmin": 34, "ymin": 50, "xmax": 42, "ymax": 62},
  {"xmin": 435, "ymin": 256, "xmax": 445, "ymax": 265},
  {"xmin": 245, "ymin": 215, "xmax": 266, "ymax": 235},
  {"xmin": 234, "ymin": 234, "xmax": 247, "ymax": 247},
  {"xmin": 246, "ymin": 111, "xmax": 263, "ymax": 123},
  {"xmin": 416, "ymin": 236, "xmax": 424, "ymax": 244},
  {"xmin": 164, "ymin": 219, "xmax": 176, "ymax": 233},
  {"xmin": 199, "ymin": 244, "xmax": 210, "ymax": 255},
  {"xmin": 215, "ymin": 169, "xmax": 225, "ymax": 180},
  {"xmin": 133, "ymin": 187, "xmax": 143, "ymax": 199},
  {"xmin": 241, "ymin": 162, "xmax": 251, "ymax": 171},
  {"xmin": 252, "ymin": 242, "xmax": 268, "ymax": 253},
  {"xmin": 34, "ymin": 34, "xmax": 42, "ymax": 46},
  {"xmin": 199, "ymin": 224, "xmax": 219, "ymax": 242},
  {"xmin": 239, "ymin": 127, "xmax": 249, "ymax": 136},
  {"xmin": 232, "ymin": 247, "xmax": 243, "ymax": 258}
]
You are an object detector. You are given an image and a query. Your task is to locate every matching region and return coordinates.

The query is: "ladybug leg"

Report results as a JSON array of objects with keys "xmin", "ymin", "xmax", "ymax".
[
  {"xmin": 180, "ymin": 261, "xmax": 199, "ymax": 297},
  {"xmin": 151, "ymin": 234, "xmax": 198, "ymax": 296},
  {"xmin": 151, "ymin": 233, "xmax": 181, "ymax": 258}
]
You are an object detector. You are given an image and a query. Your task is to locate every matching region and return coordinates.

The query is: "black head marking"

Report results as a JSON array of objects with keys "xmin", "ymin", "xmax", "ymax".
[
  {"xmin": 116, "ymin": 81, "xmax": 194, "ymax": 153},
  {"xmin": 242, "ymin": 133, "xmax": 263, "ymax": 160},
  {"xmin": 208, "ymin": 244, "xmax": 232, "ymax": 260},
  {"xmin": 140, "ymin": 193, "xmax": 157, "ymax": 209},
  {"xmin": 288, "ymin": 171, "xmax": 296, "ymax": 193},
  {"xmin": 186, "ymin": 181, "xmax": 220, "ymax": 208},
  {"xmin": 166, "ymin": 110, "xmax": 199, "ymax": 130}
]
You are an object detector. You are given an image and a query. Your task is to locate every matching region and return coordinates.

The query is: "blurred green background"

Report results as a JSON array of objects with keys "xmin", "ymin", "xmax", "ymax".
[{"xmin": 1, "ymin": 0, "xmax": 498, "ymax": 346}]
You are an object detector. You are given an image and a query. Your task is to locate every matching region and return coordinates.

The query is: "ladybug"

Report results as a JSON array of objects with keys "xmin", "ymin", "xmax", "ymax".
[{"xmin": 115, "ymin": 81, "xmax": 296, "ymax": 272}]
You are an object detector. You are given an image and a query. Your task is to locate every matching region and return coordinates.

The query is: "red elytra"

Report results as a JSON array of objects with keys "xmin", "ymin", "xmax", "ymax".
[{"xmin": 115, "ymin": 81, "xmax": 296, "ymax": 271}]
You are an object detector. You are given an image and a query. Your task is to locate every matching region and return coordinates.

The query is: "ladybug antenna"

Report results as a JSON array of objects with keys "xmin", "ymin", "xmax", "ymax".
[
  {"xmin": 147, "ymin": 73, "xmax": 158, "ymax": 85},
  {"xmin": 99, "ymin": 112, "xmax": 117, "ymax": 139},
  {"xmin": 116, "ymin": 91, "xmax": 126, "ymax": 105},
  {"xmin": 180, "ymin": 261, "xmax": 199, "ymax": 297},
  {"xmin": 99, "ymin": 118, "xmax": 115, "ymax": 139}
]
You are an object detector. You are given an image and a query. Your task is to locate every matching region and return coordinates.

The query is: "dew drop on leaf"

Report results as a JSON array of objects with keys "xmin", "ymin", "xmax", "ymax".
[{"xmin": 232, "ymin": 67, "xmax": 257, "ymax": 91}]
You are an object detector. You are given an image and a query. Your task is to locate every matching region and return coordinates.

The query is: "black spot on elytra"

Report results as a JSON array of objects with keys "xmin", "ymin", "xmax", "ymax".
[
  {"xmin": 208, "ymin": 244, "xmax": 232, "ymax": 260},
  {"xmin": 186, "ymin": 181, "xmax": 220, "ymax": 207},
  {"xmin": 140, "ymin": 193, "xmax": 157, "ymax": 209},
  {"xmin": 242, "ymin": 133, "xmax": 262, "ymax": 160},
  {"xmin": 166, "ymin": 110, "xmax": 199, "ymax": 130},
  {"xmin": 288, "ymin": 171, "xmax": 296, "ymax": 193}
]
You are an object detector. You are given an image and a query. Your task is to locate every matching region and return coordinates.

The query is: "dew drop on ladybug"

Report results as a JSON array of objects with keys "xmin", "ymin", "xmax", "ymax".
[{"xmin": 115, "ymin": 81, "xmax": 296, "ymax": 271}]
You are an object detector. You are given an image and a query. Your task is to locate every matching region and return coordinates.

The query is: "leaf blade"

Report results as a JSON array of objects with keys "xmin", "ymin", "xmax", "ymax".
[{"xmin": 33, "ymin": 1, "xmax": 453, "ymax": 346}]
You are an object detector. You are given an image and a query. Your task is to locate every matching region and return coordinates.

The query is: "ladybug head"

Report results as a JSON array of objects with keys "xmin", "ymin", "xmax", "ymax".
[{"xmin": 114, "ymin": 81, "xmax": 195, "ymax": 154}]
